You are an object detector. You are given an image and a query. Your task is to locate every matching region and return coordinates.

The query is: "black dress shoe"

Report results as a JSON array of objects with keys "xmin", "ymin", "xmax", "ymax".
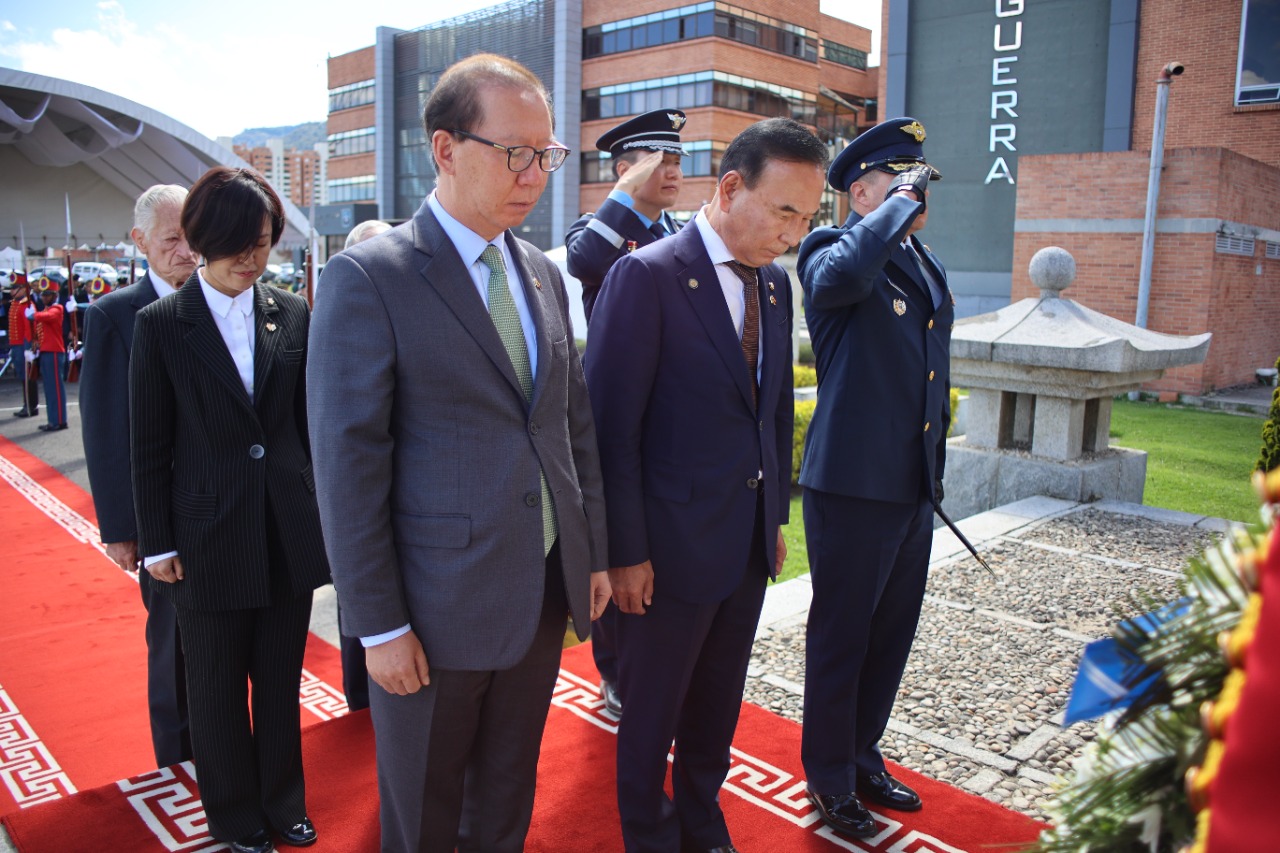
[
  {"xmin": 278, "ymin": 817, "xmax": 317, "ymax": 847},
  {"xmin": 807, "ymin": 787, "xmax": 877, "ymax": 839},
  {"xmin": 37, "ymin": 423, "xmax": 68, "ymax": 432},
  {"xmin": 229, "ymin": 830, "xmax": 274, "ymax": 853},
  {"xmin": 857, "ymin": 771, "xmax": 922, "ymax": 811},
  {"xmin": 600, "ymin": 679, "xmax": 622, "ymax": 716},
  {"xmin": 12, "ymin": 409, "xmax": 35, "ymax": 418}
]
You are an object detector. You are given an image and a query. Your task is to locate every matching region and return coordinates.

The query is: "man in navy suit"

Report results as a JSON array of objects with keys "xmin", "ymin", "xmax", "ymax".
[
  {"xmin": 79, "ymin": 184, "xmax": 197, "ymax": 768},
  {"xmin": 565, "ymin": 107, "xmax": 689, "ymax": 718},
  {"xmin": 797, "ymin": 118, "xmax": 952, "ymax": 839},
  {"xmin": 566, "ymin": 108, "xmax": 688, "ymax": 322},
  {"xmin": 586, "ymin": 118, "xmax": 827, "ymax": 853}
]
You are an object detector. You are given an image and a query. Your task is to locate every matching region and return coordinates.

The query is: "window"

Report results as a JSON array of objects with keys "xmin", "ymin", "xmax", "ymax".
[
  {"xmin": 1216, "ymin": 233, "xmax": 1255, "ymax": 256},
  {"xmin": 583, "ymin": 3, "xmax": 816, "ymax": 62},
  {"xmin": 583, "ymin": 72, "xmax": 817, "ymax": 125},
  {"xmin": 822, "ymin": 39, "xmax": 868, "ymax": 71},
  {"xmin": 329, "ymin": 80, "xmax": 375, "ymax": 112},
  {"xmin": 1237, "ymin": 0, "xmax": 1280, "ymax": 105},
  {"xmin": 1266, "ymin": 241, "xmax": 1280, "ymax": 259},
  {"xmin": 327, "ymin": 176, "xmax": 376, "ymax": 203},
  {"xmin": 328, "ymin": 127, "xmax": 376, "ymax": 157}
]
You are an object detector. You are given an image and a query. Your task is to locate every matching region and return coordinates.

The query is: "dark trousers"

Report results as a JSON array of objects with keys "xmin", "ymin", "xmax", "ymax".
[
  {"xmin": 38, "ymin": 351, "xmax": 66, "ymax": 426},
  {"xmin": 8, "ymin": 344, "xmax": 38, "ymax": 412},
  {"xmin": 591, "ymin": 601, "xmax": 619, "ymax": 684},
  {"xmin": 615, "ymin": 507, "xmax": 768, "ymax": 853},
  {"xmin": 138, "ymin": 575, "xmax": 192, "ymax": 767},
  {"xmin": 369, "ymin": 542, "xmax": 569, "ymax": 853},
  {"xmin": 176, "ymin": 592, "xmax": 313, "ymax": 841},
  {"xmin": 800, "ymin": 488, "xmax": 933, "ymax": 794}
]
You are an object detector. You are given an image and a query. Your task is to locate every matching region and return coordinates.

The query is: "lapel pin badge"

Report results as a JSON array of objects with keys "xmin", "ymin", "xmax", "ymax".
[
  {"xmin": 688, "ymin": 278, "xmax": 699, "ymax": 289},
  {"xmin": 266, "ymin": 322, "xmax": 277, "ymax": 332},
  {"xmin": 768, "ymin": 295, "xmax": 777, "ymax": 306},
  {"xmin": 266, "ymin": 297, "xmax": 275, "ymax": 306},
  {"xmin": 768, "ymin": 282, "xmax": 775, "ymax": 291},
  {"xmin": 534, "ymin": 278, "xmax": 542, "ymax": 290},
  {"xmin": 893, "ymin": 299, "xmax": 907, "ymax": 316}
]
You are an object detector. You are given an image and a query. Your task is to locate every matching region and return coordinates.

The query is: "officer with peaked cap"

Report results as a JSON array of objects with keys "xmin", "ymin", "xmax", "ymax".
[
  {"xmin": 566, "ymin": 108, "xmax": 688, "ymax": 322},
  {"xmin": 564, "ymin": 108, "xmax": 688, "ymax": 720},
  {"xmin": 796, "ymin": 117, "xmax": 952, "ymax": 840}
]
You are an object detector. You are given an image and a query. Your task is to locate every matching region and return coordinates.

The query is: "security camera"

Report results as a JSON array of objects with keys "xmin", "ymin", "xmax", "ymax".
[{"xmin": 1165, "ymin": 62, "xmax": 1185, "ymax": 76}]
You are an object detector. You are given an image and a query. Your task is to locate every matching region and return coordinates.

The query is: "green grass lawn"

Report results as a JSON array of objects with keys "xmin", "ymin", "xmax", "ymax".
[
  {"xmin": 773, "ymin": 399, "xmax": 1267, "ymax": 584},
  {"xmin": 1109, "ymin": 399, "xmax": 1263, "ymax": 524}
]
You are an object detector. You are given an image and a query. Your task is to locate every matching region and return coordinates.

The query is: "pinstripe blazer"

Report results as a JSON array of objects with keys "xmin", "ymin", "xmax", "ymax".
[
  {"xmin": 130, "ymin": 275, "xmax": 331, "ymax": 611},
  {"xmin": 307, "ymin": 201, "xmax": 608, "ymax": 672}
]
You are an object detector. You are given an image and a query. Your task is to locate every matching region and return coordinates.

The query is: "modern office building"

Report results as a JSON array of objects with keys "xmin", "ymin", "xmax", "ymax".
[
  {"xmin": 882, "ymin": 0, "xmax": 1280, "ymax": 393},
  {"xmin": 323, "ymin": 0, "xmax": 877, "ymax": 251}
]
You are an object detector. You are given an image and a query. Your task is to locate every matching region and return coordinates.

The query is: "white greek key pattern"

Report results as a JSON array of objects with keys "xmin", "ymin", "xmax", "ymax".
[
  {"xmin": 554, "ymin": 667, "xmax": 978, "ymax": 852},
  {"xmin": 0, "ymin": 453, "xmax": 112, "ymax": 565},
  {"xmin": 0, "ymin": 685, "xmax": 77, "ymax": 808},
  {"xmin": 118, "ymin": 762, "xmax": 226, "ymax": 851},
  {"xmin": 299, "ymin": 668, "xmax": 348, "ymax": 721}
]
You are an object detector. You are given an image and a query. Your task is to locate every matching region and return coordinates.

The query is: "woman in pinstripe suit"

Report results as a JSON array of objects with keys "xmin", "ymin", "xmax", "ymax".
[{"xmin": 130, "ymin": 167, "xmax": 331, "ymax": 853}]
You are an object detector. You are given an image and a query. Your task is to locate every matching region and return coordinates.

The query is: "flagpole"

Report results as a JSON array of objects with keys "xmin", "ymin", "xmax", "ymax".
[
  {"xmin": 65, "ymin": 193, "xmax": 73, "ymax": 250},
  {"xmin": 18, "ymin": 221, "xmax": 26, "ymax": 273}
]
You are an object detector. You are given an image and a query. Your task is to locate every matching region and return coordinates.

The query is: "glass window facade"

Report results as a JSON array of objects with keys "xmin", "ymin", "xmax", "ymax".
[
  {"xmin": 584, "ymin": 2, "xmax": 817, "ymax": 63},
  {"xmin": 328, "ymin": 176, "xmax": 376, "ymax": 203},
  {"xmin": 391, "ymin": 0, "xmax": 560, "ymax": 247},
  {"xmin": 584, "ymin": 72, "xmax": 817, "ymax": 125},
  {"xmin": 328, "ymin": 127, "xmax": 376, "ymax": 157},
  {"xmin": 582, "ymin": 139, "xmax": 726, "ymax": 183},
  {"xmin": 329, "ymin": 80, "xmax": 375, "ymax": 112},
  {"xmin": 821, "ymin": 39, "xmax": 867, "ymax": 71},
  {"xmin": 1237, "ymin": 0, "xmax": 1280, "ymax": 104}
]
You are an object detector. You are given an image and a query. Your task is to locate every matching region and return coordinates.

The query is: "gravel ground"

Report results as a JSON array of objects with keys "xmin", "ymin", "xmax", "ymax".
[{"xmin": 743, "ymin": 505, "xmax": 1223, "ymax": 824}]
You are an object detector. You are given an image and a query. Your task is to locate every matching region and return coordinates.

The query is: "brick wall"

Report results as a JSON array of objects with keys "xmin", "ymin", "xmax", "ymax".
[
  {"xmin": 1012, "ymin": 147, "xmax": 1280, "ymax": 394},
  {"xmin": 328, "ymin": 105, "xmax": 375, "ymax": 136},
  {"xmin": 328, "ymin": 47, "xmax": 374, "ymax": 88},
  {"xmin": 1132, "ymin": 0, "xmax": 1280, "ymax": 168}
]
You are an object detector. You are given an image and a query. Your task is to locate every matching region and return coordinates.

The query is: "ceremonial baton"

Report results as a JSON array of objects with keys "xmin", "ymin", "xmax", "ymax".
[{"xmin": 932, "ymin": 502, "xmax": 995, "ymax": 578}]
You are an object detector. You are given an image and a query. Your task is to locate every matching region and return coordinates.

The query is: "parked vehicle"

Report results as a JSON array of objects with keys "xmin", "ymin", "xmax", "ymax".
[
  {"xmin": 72, "ymin": 261, "xmax": 119, "ymax": 286},
  {"xmin": 28, "ymin": 266, "xmax": 69, "ymax": 287}
]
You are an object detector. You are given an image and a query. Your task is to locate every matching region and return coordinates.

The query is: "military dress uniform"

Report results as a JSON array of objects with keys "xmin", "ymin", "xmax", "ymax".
[
  {"xmin": 7, "ymin": 276, "xmax": 40, "ymax": 418},
  {"xmin": 565, "ymin": 108, "xmax": 688, "ymax": 322},
  {"xmin": 564, "ymin": 108, "xmax": 689, "ymax": 716},
  {"xmin": 797, "ymin": 118, "xmax": 952, "ymax": 837}
]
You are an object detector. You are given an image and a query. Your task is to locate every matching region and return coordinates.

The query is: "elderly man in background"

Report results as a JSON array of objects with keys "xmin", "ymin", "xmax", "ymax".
[{"xmin": 79, "ymin": 184, "xmax": 198, "ymax": 767}]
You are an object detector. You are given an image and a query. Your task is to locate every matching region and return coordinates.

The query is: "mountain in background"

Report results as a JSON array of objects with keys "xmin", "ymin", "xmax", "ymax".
[{"xmin": 232, "ymin": 122, "xmax": 326, "ymax": 151}]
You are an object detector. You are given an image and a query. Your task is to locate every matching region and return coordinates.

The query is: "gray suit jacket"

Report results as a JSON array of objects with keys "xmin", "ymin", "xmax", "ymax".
[{"xmin": 307, "ymin": 200, "xmax": 607, "ymax": 671}]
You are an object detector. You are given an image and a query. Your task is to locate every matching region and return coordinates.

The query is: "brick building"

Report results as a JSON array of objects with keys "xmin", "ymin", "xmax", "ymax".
[
  {"xmin": 231, "ymin": 139, "xmax": 329, "ymax": 208},
  {"xmin": 324, "ymin": 0, "xmax": 876, "ymax": 250},
  {"xmin": 883, "ymin": 0, "xmax": 1280, "ymax": 394}
]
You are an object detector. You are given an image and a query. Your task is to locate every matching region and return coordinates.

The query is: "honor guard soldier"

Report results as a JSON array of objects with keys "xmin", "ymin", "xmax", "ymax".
[
  {"xmin": 796, "ymin": 117, "xmax": 952, "ymax": 840},
  {"xmin": 8, "ymin": 272, "xmax": 40, "ymax": 419},
  {"xmin": 566, "ymin": 108, "xmax": 688, "ymax": 323},
  {"xmin": 565, "ymin": 107, "xmax": 688, "ymax": 719}
]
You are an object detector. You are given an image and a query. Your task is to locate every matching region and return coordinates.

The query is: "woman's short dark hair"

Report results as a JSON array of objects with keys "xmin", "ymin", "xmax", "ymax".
[
  {"xmin": 718, "ymin": 118, "xmax": 829, "ymax": 189},
  {"xmin": 181, "ymin": 166, "xmax": 285, "ymax": 261}
]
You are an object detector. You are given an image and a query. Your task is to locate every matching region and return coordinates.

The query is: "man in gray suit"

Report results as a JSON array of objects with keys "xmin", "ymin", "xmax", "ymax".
[{"xmin": 307, "ymin": 54, "xmax": 610, "ymax": 853}]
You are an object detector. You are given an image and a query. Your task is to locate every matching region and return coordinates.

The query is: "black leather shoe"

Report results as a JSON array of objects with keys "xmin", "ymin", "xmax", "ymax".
[
  {"xmin": 229, "ymin": 830, "xmax": 274, "ymax": 853},
  {"xmin": 37, "ymin": 423, "xmax": 67, "ymax": 431},
  {"xmin": 857, "ymin": 771, "xmax": 922, "ymax": 812},
  {"xmin": 807, "ymin": 787, "xmax": 877, "ymax": 838},
  {"xmin": 278, "ymin": 817, "xmax": 317, "ymax": 847},
  {"xmin": 600, "ymin": 679, "xmax": 622, "ymax": 717},
  {"xmin": 12, "ymin": 409, "xmax": 35, "ymax": 418}
]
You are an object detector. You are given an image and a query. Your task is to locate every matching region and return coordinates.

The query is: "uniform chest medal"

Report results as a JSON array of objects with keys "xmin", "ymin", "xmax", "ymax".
[{"xmin": 893, "ymin": 298, "xmax": 907, "ymax": 316}]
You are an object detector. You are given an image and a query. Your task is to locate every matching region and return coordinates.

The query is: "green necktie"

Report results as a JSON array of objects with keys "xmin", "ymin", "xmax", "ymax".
[{"xmin": 480, "ymin": 245, "xmax": 557, "ymax": 556}]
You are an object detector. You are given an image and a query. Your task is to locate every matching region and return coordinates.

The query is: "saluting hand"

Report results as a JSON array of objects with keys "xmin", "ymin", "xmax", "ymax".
[
  {"xmin": 609, "ymin": 560, "xmax": 654, "ymax": 615},
  {"xmin": 366, "ymin": 630, "xmax": 431, "ymax": 695},
  {"xmin": 614, "ymin": 151, "xmax": 666, "ymax": 198}
]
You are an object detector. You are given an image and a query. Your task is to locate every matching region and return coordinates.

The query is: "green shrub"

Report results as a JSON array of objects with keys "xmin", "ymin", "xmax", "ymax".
[
  {"xmin": 797, "ymin": 341, "xmax": 815, "ymax": 364},
  {"xmin": 949, "ymin": 386, "xmax": 959, "ymax": 437},
  {"xmin": 792, "ymin": 400, "xmax": 816, "ymax": 485},
  {"xmin": 793, "ymin": 363, "xmax": 817, "ymax": 388},
  {"xmin": 1258, "ymin": 354, "xmax": 1280, "ymax": 472}
]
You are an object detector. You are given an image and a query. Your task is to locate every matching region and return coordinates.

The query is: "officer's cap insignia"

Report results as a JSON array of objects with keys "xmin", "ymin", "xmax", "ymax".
[
  {"xmin": 901, "ymin": 121, "xmax": 926, "ymax": 142},
  {"xmin": 668, "ymin": 113, "xmax": 686, "ymax": 130},
  {"xmin": 893, "ymin": 299, "xmax": 907, "ymax": 316}
]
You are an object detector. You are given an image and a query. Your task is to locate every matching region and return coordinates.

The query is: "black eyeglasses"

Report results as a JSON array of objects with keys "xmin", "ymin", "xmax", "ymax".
[{"xmin": 446, "ymin": 129, "xmax": 570, "ymax": 173}]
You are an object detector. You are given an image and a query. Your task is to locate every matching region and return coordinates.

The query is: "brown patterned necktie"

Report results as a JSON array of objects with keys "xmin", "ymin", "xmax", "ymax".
[{"xmin": 724, "ymin": 260, "xmax": 760, "ymax": 409}]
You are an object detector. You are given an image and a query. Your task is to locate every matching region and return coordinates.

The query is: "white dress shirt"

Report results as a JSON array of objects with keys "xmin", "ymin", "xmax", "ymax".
[{"xmin": 149, "ymin": 269, "xmax": 182, "ymax": 300}]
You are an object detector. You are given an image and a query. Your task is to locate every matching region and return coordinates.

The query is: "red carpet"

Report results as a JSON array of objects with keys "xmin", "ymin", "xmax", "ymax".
[{"xmin": 1, "ymin": 435, "xmax": 1047, "ymax": 850}]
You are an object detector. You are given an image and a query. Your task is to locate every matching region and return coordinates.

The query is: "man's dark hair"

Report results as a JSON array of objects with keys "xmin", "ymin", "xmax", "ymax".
[
  {"xmin": 718, "ymin": 118, "xmax": 828, "ymax": 188},
  {"xmin": 181, "ymin": 166, "xmax": 284, "ymax": 262},
  {"xmin": 422, "ymin": 54, "xmax": 553, "ymax": 172}
]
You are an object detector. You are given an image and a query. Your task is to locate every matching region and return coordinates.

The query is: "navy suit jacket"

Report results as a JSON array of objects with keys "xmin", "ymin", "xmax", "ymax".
[
  {"xmin": 585, "ymin": 222, "xmax": 793, "ymax": 605},
  {"xmin": 565, "ymin": 198, "xmax": 681, "ymax": 321},
  {"xmin": 80, "ymin": 278, "xmax": 162, "ymax": 543},
  {"xmin": 797, "ymin": 195, "xmax": 953, "ymax": 504}
]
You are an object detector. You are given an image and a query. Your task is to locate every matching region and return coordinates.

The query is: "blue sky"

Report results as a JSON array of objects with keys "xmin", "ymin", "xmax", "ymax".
[{"xmin": 0, "ymin": 0, "xmax": 880, "ymax": 140}]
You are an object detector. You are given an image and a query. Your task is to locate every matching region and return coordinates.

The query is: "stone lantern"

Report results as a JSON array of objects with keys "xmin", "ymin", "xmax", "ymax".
[{"xmin": 944, "ymin": 247, "xmax": 1210, "ymax": 520}]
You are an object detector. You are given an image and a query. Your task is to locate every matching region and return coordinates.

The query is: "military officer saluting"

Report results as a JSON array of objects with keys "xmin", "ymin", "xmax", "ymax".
[
  {"xmin": 566, "ymin": 108, "xmax": 687, "ymax": 322},
  {"xmin": 565, "ymin": 107, "xmax": 688, "ymax": 719},
  {"xmin": 796, "ymin": 117, "xmax": 951, "ymax": 839}
]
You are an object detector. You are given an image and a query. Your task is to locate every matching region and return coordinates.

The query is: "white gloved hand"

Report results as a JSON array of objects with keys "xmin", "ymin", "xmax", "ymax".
[
  {"xmin": 65, "ymin": 299, "xmax": 77, "ymax": 313},
  {"xmin": 24, "ymin": 306, "xmax": 35, "ymax": 319},
  {"xmin": 24, "ymin": 350, "xmax": 37, "ymax": 363}
]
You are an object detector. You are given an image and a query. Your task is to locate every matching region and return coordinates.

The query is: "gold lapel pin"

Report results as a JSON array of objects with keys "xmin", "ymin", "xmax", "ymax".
[
  {"xmin": 534, "ymin": 278, "xmax": 542, "ymax": 290},
  {"xmin": 266, "ymin": 322, "xmax": 277, "ymax": 332},
  {"xmin": 266, "ymin": 297, "xmax": 275, "ymax": 306},
  {"xmin": 768, "ymin": 282, "xmax": 775, "ymax": 291},
  {"xmin": 893, "ymin": 299, "xmax": 906, "ymax": 316},
  {"xmin": 768, "ymin": 295, "xmax": 777, "ymax": 306},
  {"xmin": 688, "ymin": 278, "xmax": 699, "ymax": 289}
]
